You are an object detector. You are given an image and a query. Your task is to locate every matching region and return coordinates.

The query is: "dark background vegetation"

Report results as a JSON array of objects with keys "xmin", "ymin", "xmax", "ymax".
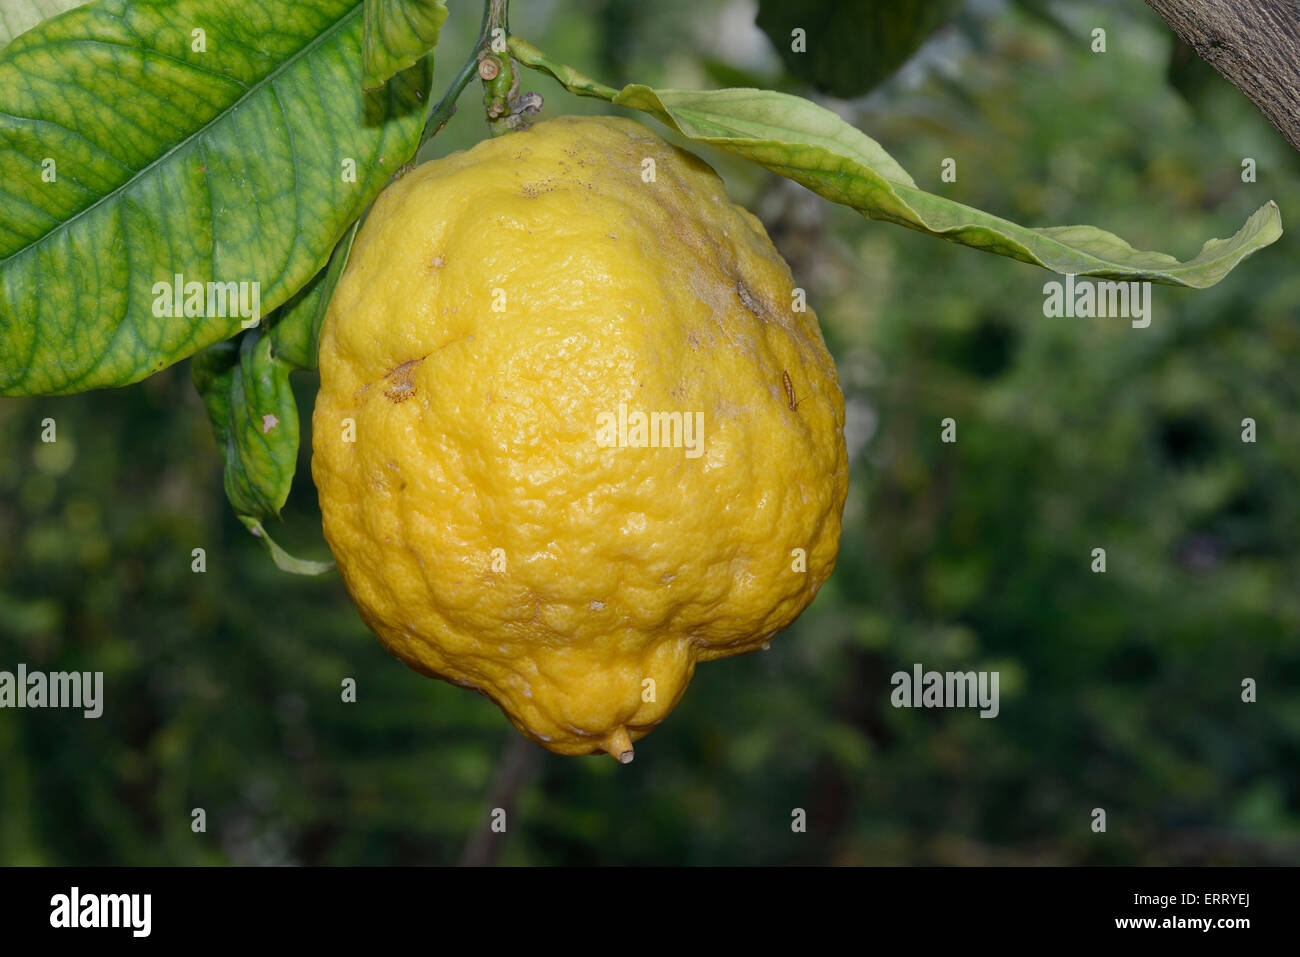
[{"xmin": 1, "ymin": 0, "xmax": 1297, "ymax": 865}]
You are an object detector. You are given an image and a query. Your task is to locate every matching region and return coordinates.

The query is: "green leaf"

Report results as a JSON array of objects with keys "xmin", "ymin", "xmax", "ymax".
[
  {"xmin": 240, "ymin": 517, "xmax": 335, "ymax": 576},
  {"xmin": 192, "ymin": 329, "xmax": 298, "ymax": 521},
  {"xmin": 362, "ymin": 0, "xmax": 448, "ymax": 92},
  {"xmin": 756, "ymin": 0, "xmax": 962, "ymax": 98},
  {"xmin": 0, "ymin": 0, "xmax": 87, "ymax": 48},
  {"xmin": 0, "ymin": 0, "xmax": 430, "ymax": 396},
  {"xmin": 193, "ymin": 324, "xmax": 332, "ymax": 575},
  {"xmin": 269, "ymin": 220, "xmax": 360, "ymax": 370},
  {"xmin": 196, "ymin": 221, "xmax": 355, "ymax": 575},
  {"xmin": 511, "ymin": 38, "xmax": 1283, "ymax": 288}
]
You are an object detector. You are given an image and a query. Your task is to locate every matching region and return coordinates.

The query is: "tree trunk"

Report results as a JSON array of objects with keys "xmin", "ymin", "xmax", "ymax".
[{"xmin": 1145, "ymin": 0, "xmax": 1300, "ymax": 154}]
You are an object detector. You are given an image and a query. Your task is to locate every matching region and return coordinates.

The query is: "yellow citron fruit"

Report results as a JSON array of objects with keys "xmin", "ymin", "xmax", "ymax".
[{"xmin": 312, "ymin": 116, "xmax": 847, "ymax": 760}]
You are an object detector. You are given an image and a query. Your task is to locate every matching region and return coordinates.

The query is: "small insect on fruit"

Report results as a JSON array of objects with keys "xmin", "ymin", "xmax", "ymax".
[{"xmin": 782, "ymin": 369, "xmax": 804, "ymax": 412}]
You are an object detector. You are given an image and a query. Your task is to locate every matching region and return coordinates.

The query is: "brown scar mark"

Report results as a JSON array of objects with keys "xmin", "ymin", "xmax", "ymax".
[
  {"xmin": 736, "ymin": 280, "xmax": 764, "ymax": 318},
  {"xmin": 430, "ymin": 254, "xmax": 446, "ymax": 269},
  {"xmin": 383, "ymin": 356, "xmax": 427, "ymax": 403},
  {"xmin": 380, "ymin": 336, "xmax": 467, "ymax": 403}
]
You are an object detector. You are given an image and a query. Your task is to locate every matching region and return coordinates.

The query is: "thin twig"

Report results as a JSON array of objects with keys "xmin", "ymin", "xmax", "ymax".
[
  {"xmin": 458, "ymin": 734, "xmax": 540, "ymax": 866},
  {"xmin": 418, "ymin": 1, "xmax": 494, "ymax": 147}
]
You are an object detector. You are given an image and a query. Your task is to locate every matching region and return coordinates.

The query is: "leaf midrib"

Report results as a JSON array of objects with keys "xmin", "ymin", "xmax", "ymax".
[{"xmin": 0, "ymin": 0, "xmax": 363, "ymax": 270}]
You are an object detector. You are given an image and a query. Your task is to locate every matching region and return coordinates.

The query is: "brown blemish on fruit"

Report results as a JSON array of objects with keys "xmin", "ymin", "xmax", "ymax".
[
  {"xmin": 520, "ymin": 179, "xmax": 556, "ymax": 198},
  {"xmin": 383, "ymin": 357, "xmax": 426, "ymax": 403},
  {"xmin": 431, "ymin": 254, "xmax": 445, "ymax": 269},
  {"xmin": 736, "ymin": 280, "xmax": 763, "ymax": 318}
]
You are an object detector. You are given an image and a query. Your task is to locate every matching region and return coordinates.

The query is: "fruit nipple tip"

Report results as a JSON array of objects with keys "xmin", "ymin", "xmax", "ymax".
[{"xmin": 606, "ymin": 727, "xmax": 634, "ymax": 764}]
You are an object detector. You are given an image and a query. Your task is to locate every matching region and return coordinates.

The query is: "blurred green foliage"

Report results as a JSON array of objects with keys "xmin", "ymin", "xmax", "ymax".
[{"xmin": 1, "ymin": 0, "xmax": 1298, "ymax": 865}]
